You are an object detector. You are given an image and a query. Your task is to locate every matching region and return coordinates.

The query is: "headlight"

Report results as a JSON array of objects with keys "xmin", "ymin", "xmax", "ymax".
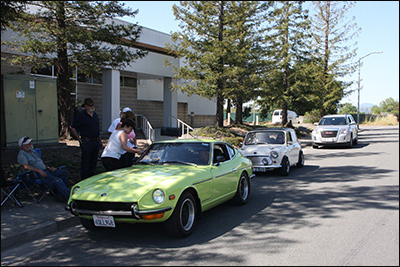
[
  {"xmin": 152, "ymin": 189, "xmax": 165, "ymax": 204},
  {"xmin": 270, "ymin": 150, "xmax": 279, "ymax": 158},
  {"xmin": 313, "ymin": 129, "xmax": 319, "ymax": 134},
  {"xmin": 72, "ymin": 186, "xmax": 80, "ymax": 195},
  {"xmin": 341, "ymin": 128, "xmax": 348, "ymax": 134}
]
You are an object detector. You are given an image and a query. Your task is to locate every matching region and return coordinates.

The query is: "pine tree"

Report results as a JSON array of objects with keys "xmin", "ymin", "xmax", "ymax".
[
  {"xmin": 166, "ymin": 1, "xmax": 268, "ymax": 126},
  {"xmin": 310, "ymin": 1, "xmax": 360, "ymax": 117},
  {"xmin": 3, "ymin": 1, "xmax": 147, "ymax": 138},
  {"xmin": 260, "ymin": 1, "xmax": 311, "ymax": 126}
]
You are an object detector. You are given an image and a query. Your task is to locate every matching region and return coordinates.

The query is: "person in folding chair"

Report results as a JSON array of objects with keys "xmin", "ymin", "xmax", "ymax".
[{"xmin": 17, "ymin": 136, "xmax": 71, "ymax": 203}]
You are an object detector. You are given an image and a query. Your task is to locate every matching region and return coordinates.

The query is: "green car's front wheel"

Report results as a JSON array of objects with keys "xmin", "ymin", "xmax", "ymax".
[
  {"xmin": 165, "ymin": 191, "xmax": 197, "ymax": 238},
  {"xmin": 232, "ymin": 172, "xmax": 250, "ymax": 205}
]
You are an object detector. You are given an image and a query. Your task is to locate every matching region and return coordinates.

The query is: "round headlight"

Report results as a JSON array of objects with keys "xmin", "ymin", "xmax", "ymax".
[
  {"xmin": 153, "ymin": 189, "xmax": 165, "ymax": 204},
  {"xmin": 270, "ymin": 150, "xmax": 279, "ymax": 158},
  {"xmin": 72, "ymin": 186, "xmax": 80, "ymax": 195}
]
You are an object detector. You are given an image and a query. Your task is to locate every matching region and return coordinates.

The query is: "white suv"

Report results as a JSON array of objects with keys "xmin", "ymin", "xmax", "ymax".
[{"xmin": 312, "ymin": 114, "xmax": 358, "ymax": 148}]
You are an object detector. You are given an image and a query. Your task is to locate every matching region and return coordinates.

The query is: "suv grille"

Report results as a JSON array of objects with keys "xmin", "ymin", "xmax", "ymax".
[{"xmin": 321, "ymin": 131, "xmax": 338, "ymax": 138}]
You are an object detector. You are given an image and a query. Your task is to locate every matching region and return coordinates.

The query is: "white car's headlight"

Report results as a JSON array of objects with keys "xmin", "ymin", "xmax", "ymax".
[
  {"xmin": 313, "ymin": 128, "xmax": 319, "ymax": 134},
  {"xmin": 340, "ymin": 128, "xmax": 348, "ymax": 134},
  {"xmin": 153, "ymin": 189, "xmax": 165, "ymax": 204},
  {"xmin": 270, "ymin": 150, "xmax": 279, "ymax": 158}
]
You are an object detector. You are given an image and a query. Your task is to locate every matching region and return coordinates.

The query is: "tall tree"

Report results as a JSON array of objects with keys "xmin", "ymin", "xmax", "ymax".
[
  {"xmin": 166, "ymin": 1, "xmax": 229, "ymax": 127},
  {"xmin": 310, "ymin": 1, "xmax": 360, "ymax": 118},
  {"xmin": 1, "ymin": 1, "xmax": 26, "ymax": 31},
  {"xmin": 223, "ymin": 1, "xmax": 269, "ymax": 124},
  {"xmin": 3, "ymin": 1, "xmax": 147, "ymax": 138},
  {"xmin": 166, "ymin": 1, "xmax": 268, "ymax": 126},
  {"xmin": 260, "ymin": 1, "xmax": 311, "ymax": 125}
]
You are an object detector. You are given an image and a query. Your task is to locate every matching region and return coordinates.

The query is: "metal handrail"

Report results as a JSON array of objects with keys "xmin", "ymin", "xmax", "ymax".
[
  {"xmin": 135, "ymin": 114, "xmax": 155, "ymax": 143},
  {"xmin": 169, "ymin": 116, "xmax": 198, "ymax": 139}
]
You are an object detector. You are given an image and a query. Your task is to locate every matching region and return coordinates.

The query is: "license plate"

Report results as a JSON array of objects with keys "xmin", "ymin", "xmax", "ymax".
[
  {"xmin": 253, "ymin": 167, "xmax": 266, "ymax": 172},
  {"xmin": 93, "ymin": 215, "xmax": 116, "ymax": 228},
  {"xmin": 322, "ymin": 138, "xmax": 334, "ymax": 142}
]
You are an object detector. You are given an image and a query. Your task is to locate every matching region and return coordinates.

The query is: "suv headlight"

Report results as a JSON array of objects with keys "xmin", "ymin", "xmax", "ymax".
[
  {"xmin": 340, "ymin": 128, "xmax": 348, "ymax": 134},
  {"xmin": 153, "ymin": 189, "xmax": 165, "ymax": 204},
  {"xmin": 270, "ymin": 150, "xmax": 279, "ymax": 158}
]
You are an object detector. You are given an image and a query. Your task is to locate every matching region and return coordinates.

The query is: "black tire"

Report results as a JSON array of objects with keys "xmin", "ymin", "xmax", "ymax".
[
  {"xmin": 279, "ymin": 157, "xmax": 290, "ymax": 176},
  {"xmin": 80, "ymin": 217, "xmax": 101, "ymax": 231},
  {"xmin": 296, "ymin": 151, "xmax": 304, "ymax": 168},
  {"xmin": 232, "ymin": 172, "xmax": 250, "ymax": 205},
  {"xmin": 348, "ymin": 134, "xmax": 353, "ymax": 148},
  {"xmin": 165, "ymin": 191, "xmax": 197, "ymax": 238}
]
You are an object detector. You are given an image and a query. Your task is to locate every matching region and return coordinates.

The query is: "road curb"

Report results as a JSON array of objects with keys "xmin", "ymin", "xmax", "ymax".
[{"xmin": 1, "ymin": 216, "xmax": 79, "ymax": 250}]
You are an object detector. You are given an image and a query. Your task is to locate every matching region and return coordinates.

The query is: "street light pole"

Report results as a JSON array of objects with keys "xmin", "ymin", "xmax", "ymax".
[{"xmin": 357, "ymin": 51, "xmax": 383, "ymax": 129}]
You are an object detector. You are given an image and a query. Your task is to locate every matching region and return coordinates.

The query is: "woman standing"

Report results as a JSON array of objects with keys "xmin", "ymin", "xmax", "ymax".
[{"xmin": 101, "ymin": 119, "xmax": 143, "ymax": 171}]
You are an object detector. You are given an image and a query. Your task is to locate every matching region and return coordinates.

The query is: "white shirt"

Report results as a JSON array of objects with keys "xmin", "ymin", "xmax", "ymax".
[
  {"xmin": 108, "ymin": 118, "xmax": 121, "ymax": 133},
  {"xmin": 101, "ymin": 130, "xmax": 125, "ymax": 159}
]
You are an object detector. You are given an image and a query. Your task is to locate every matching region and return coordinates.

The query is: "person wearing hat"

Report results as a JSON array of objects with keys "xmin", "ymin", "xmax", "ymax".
[
  {"xmin": 70, "ymin": 98, "xmax": 101, "ymax": 180},
  {"xmin": 17, "ymin": 136, "xmax": 71, "ymax": 202},
  {"xmin": 107, "ymin": 107, "xmax": 133, "ymax": 134},
  {"xmin": 108, "ymin": 107, "xmax": 138, "ymax": 167}
]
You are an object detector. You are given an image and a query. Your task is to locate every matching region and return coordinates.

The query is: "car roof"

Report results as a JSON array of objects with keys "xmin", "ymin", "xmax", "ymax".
[
  {"xmin": 156, "ymin": 139, "xmax": 223, "ymax": 144},
  {"xmin": 247, "ymin": 127, "xmax": 293, "ymax": 133},
  {"xmin": 321, "ymin": 114, "xmax": 348, "ymax": 118}
]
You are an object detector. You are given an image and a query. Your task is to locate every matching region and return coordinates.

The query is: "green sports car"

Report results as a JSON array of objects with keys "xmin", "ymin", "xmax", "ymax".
[{"xmin": 66, "ymin": 139, "xmax": 254, "ymax": 238}]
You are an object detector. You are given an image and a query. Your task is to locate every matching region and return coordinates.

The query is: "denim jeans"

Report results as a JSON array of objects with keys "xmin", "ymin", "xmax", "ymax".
[
  {"xmin": 80, "ymin": 140, "xmax": 100, "ymax": 180},
  {"xmin": 40, "ymin": 168, "xmax": 70, "ymax": 200}
]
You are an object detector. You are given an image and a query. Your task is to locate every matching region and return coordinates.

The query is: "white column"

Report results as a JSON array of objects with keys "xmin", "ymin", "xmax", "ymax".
[
  {"xmin": 102, "ymin": 69, "xmax": 120, "ymax": 131},
  {"xmin": 163, "ymin": 78, "xmax": 177, "ymax": 127}
]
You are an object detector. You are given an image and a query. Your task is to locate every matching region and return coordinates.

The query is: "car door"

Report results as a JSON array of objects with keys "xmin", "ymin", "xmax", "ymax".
[
  {"xmin": 210, "ymin": 143, "xmax": 237, "ymax": 203},
  {"xmin": 287, "ymin": 130, "xmax": 300, "ymax": 165},
  {"xmin": 347, "ymin": 115, "xmax": 358, "ymax": 139}
]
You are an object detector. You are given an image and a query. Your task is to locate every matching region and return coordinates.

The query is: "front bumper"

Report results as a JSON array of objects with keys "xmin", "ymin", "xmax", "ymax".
[
  {"xmin": 65, "ymin": 201, "xmax": 172, "ymax": 220},
  {"xmin": 245, "ymin": 155, "xmax": 282, "ymax": 171},
  {"xmin": 312, "ymin": 133, "xmax": 350, "ymax": 145}
]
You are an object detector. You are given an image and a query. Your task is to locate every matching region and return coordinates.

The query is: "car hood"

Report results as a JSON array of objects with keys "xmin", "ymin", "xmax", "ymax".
[
  {"xmin": 313, "ymin": 125, "xmax": 348, "ymax": 132},
  {"xmin": 71, "ymin": 165, "xmax": 209, "ymax": 202},
  {"xmin": 239, "ymin": 144, "xmax": 284, "ymax": 156}
]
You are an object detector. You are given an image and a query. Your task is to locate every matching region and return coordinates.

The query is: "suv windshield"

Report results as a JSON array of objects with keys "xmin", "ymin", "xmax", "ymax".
[{"xmin": 319, "ymin": 117, "xmax": 347, "ymax": 126}]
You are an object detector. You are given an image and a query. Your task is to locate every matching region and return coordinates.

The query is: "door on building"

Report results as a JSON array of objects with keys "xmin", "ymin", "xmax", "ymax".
[{"xmin": 2, "ymin": 75, "xmax": 59, "ymax": 146}]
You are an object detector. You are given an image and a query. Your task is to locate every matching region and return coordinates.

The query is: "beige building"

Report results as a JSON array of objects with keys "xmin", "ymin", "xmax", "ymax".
[{"xmin": 1, "ymin": 19, "xmax": 216, "ymax": 147}]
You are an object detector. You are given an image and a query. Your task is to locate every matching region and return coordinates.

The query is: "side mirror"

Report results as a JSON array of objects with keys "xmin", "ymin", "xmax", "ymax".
[{"xmin": 314, "ymin": 122, "xmax": 318, "ymax": 126}]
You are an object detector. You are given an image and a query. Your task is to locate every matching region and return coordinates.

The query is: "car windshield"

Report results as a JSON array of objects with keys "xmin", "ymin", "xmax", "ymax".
[
  {"xmin": 244, "ymin": 131, "xmax": 285, "ymax": 145},
  {"xmin": 137, "ymin": 142, "xmax": 211, "ymax": 166},
  {"xmin": 319, "ymin": 117, "xmax": 347, "ymax": 126}
]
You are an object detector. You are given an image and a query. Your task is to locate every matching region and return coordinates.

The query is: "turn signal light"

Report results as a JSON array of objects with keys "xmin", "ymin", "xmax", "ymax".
[{"xmin": 141, "ymin": 213, "xmax": 164, "ymax": 220}]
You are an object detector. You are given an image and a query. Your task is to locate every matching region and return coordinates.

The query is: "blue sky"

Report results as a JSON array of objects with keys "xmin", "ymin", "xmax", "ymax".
[{"xmin": 120, "ymin": 1, "xmax": 399, "ymax": 108}]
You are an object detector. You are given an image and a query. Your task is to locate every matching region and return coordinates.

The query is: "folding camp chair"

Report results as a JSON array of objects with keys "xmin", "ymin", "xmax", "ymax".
[
  {"xmin": 17, "ymin": 148, "xmax": 57, "ymax": 203},
  {"xmin": 1, "ymin": 167, "xmax": 23, "ymax": 208}
]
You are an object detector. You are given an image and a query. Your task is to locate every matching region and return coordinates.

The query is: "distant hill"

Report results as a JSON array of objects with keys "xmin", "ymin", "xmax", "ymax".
[{"xmin": 360, "ymin": 103, "xmax": 374, "ymax": 113}]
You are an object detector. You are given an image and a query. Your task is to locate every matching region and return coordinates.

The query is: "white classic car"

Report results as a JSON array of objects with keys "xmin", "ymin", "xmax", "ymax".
[
  {"xmin": 312, "ymin": 114, "xmax": 358, "ymax": 148},
  {"xmin": 239, "ymin": 128, "xmax": 304, "ymax": 176}
]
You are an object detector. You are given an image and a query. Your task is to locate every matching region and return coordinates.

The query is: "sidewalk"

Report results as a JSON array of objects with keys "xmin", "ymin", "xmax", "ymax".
[{"xmin": 1, "ymin": 136, "xmax": 312, "ymax": 250}]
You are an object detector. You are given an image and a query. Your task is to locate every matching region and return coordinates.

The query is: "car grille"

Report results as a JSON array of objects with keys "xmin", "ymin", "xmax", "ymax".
[
  {"xmin": 321, "ymin": 131, "xmax": 338, "ymax": 138},
  {"xmin": 247, "ymin": 156, "xmax": 273, "ymax": 166},
  {"xmin": 74, "ymin": 200, "xmax": 137, "ymax": 218}
]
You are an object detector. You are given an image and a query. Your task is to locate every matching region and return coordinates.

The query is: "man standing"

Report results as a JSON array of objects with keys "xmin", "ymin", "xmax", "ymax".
[{"xmin": 70, "ymin": 98, "xmax": 101, "ymax": 180}]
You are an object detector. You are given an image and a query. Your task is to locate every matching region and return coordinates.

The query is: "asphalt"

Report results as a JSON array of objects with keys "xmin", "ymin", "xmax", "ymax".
[{"xmin": 1, "ymin": 135, "xmax": 313, "ymax": 250}]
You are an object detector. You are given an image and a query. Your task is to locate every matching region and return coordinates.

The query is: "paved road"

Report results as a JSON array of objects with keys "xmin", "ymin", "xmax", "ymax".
[{"xmin": 2, "ymin": 125, "xmax": 398, "ymax": 266}]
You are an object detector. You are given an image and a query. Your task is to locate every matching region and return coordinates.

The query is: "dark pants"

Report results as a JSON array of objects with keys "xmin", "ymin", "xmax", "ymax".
[
  {"xmin": 120, "ymin": 152, "xmax": 135, "ymax": 168},
  {"xmin": 80, "ymin": 140, "xmax": 100, "ymax": 180},
  {"xmin": 38, "ymin": 168, "xmax": 70, "ymax": 200},
  {"xmin": 101, "ymin": 157, "xmax": 121, "ymax": 172}
]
